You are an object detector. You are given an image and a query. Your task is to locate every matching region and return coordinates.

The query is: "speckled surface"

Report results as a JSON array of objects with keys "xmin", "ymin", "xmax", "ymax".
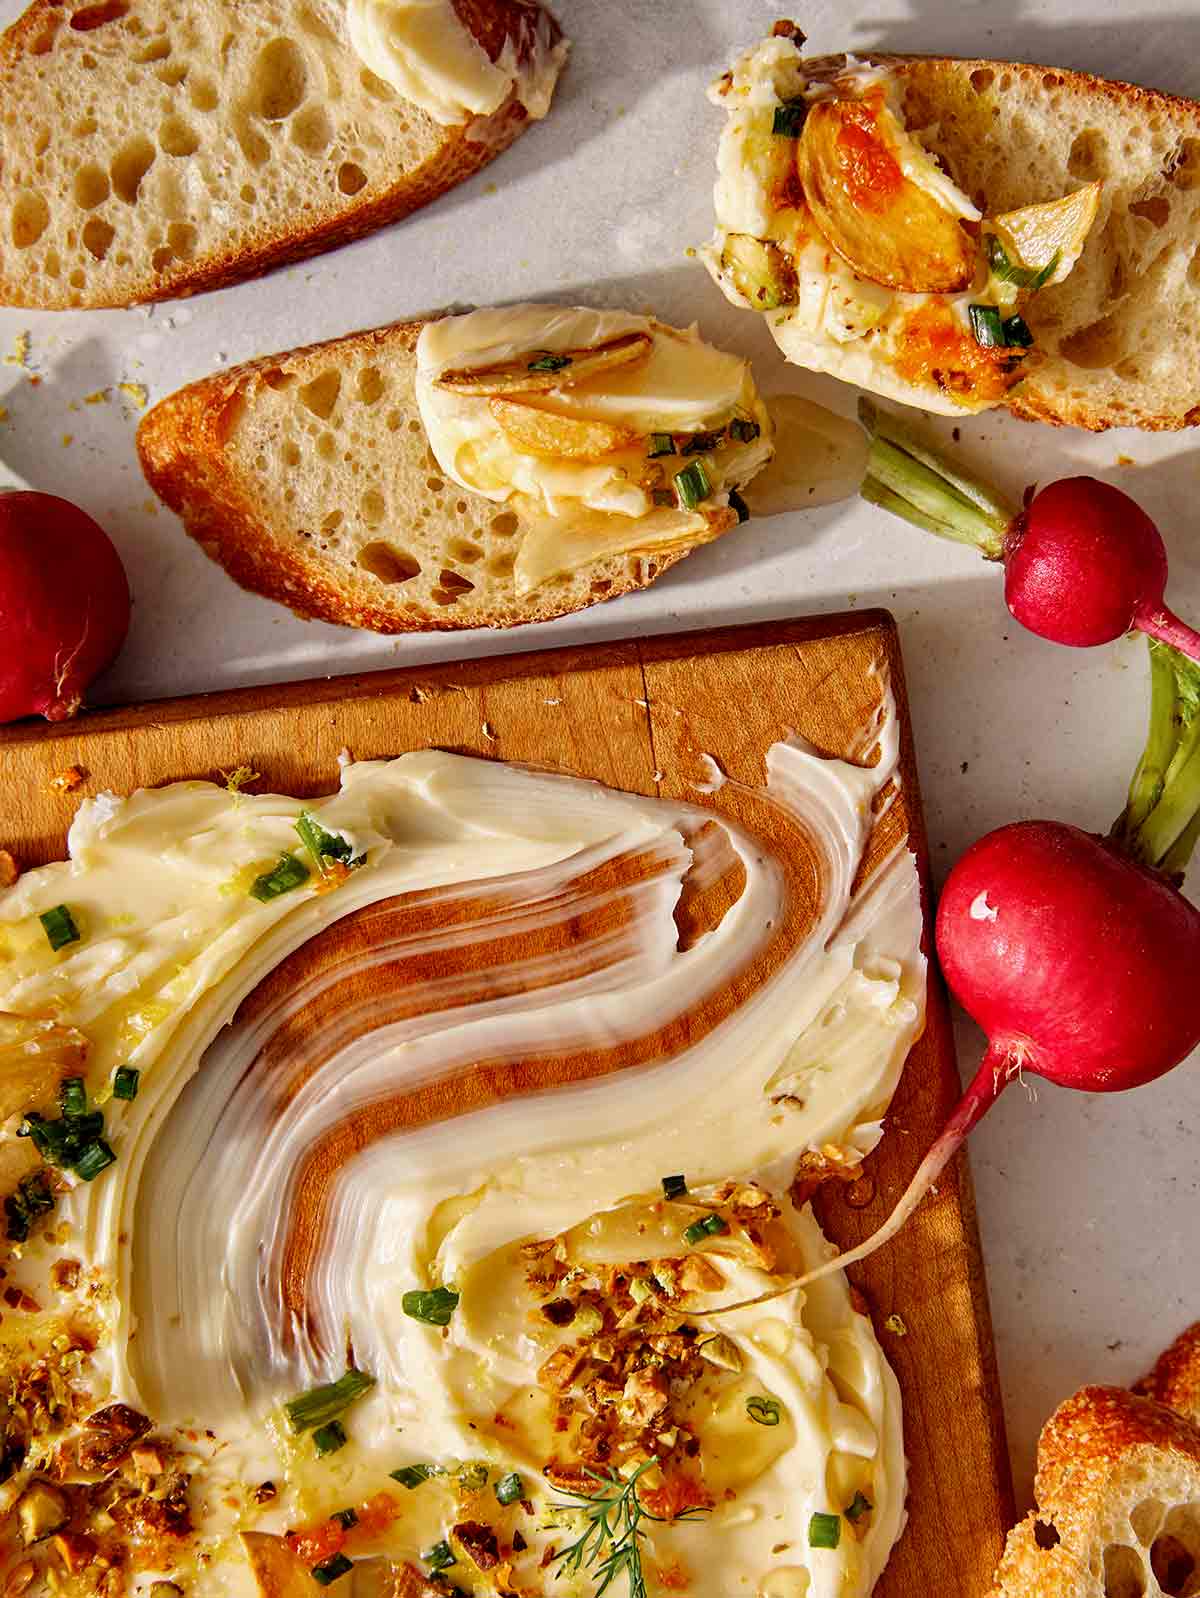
[{"xmin": 1, "ymin": 0, "xmax": 1199, "ymax": 1520}]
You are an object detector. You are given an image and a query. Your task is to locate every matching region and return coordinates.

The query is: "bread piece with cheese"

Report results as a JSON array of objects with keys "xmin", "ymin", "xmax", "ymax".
[
  {"xmin": 705, "ymin": 29, "xmax": 1200, "ymax": 429},
  {"xmin": 0, "ymin": 0, "xmax": 565, "ymax": 309},
  {"xmin": 136, "ymin": 307, "xmax": 772, "ymax": 632},
  {"xmin": 991, "ymin": 1385, "xmax": 1200, "ymax": 1598}
]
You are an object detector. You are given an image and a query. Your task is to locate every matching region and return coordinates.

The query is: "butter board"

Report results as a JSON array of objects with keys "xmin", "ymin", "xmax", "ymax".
[{"xmin": 0, "ymin": 611, "xmax": 1014, "ymax": 1596}]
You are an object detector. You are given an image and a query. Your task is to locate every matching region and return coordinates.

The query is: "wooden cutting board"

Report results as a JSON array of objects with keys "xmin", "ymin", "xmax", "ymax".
[{"xmin": 0, "ymin": 611, "xmax": 1013, "ymax": 1597}]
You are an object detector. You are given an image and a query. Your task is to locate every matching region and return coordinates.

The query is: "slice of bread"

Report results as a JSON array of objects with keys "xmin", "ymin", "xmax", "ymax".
[
  {"xmin": 0, "ymin": 0, "xmax": 564, "ymax": 309},
  {"xmin": 863, "ymin": 52, "xmax": 1200, "ymax": 431},
  {"xmin": 136, "ymin": 319, "xmax": 730, "ymax": 632},
  {"xmin": 991, "ymin": 1385, "xmax": 1200, "ymax": 1598}
]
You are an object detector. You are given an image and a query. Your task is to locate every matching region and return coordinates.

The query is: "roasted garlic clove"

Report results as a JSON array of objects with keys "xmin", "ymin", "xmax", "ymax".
[
  {"xmin": 0, "ymin": 1012, "xmax": 89, "ymax": 1123},
  {"xmin": 488, "ymin": 398, "xmax": 639, "ymax": 459},
  {"xmin": 797, "ymin": 99, "xmax": 976, "ymax": 293},
  {"xmin": 720, "ymin": 233, "xmax": 799, "ymax": 309},
  {"xmin": 434, "ymin": 331, "xmax": 653, "ymax": 396}
]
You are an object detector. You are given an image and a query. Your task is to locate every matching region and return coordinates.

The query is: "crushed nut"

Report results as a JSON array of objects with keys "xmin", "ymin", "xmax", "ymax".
[
  {"xmin": 453, "ymin": 1521, "xmax": 500, "ymax": 1571},
  {"xmin": 52, "ymin": 1531, "xmax": 96, "ymax": 1574},
  {"xmin": 619, "ymin": 1368, "xmax": 669, "ymax": 1428},
  {"xmin": 50, "ymin": 1260, "xmax": 81, "ymax": 1293},
  {"xmin": 48, "ymin": 767, "xmax": 84, "ymax": 795}
]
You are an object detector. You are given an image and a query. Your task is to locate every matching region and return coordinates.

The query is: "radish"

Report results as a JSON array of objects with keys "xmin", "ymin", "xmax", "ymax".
[
  {"xmin": 859, "ymin": 402, "xmax": 1200, "ymax": 662},
  {"xmin": 709, "ymin": 639, "xmax": 1200, "ymax": 1311},
  {"xmin": 0, "ymin": 491, "xmax": 131, "ymax": 724}
]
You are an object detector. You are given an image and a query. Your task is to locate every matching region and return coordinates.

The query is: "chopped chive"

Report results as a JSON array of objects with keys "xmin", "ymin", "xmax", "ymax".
[
  {"xmin": 674, "ymin": 459, "xmax": 712, "ymax": 511},
  {"xmin": 651, "ymin": 488, "xmax": 676, "ymax": 508},
  {"xmin": 728, "ymin": 488, "xmax": 750, "ymax": 524},
  {"xmin": 682, "ymin": 1212, "xmax": 728, "ymax": 1246},
  {"xmin": 681, "ymin": 429, "xmax": 724, "ymax": 456},
  {"xmin": 250, "ymin": 852, "xmax": 311, "ymax": 902},
  {"xmin": 458, "ymin": 1462, "xmax": 489, "ymax": 1492},
  {"xmin": 968, "ymin": 304, "xmax": 1006, "ymax": 348},
  {"xmin": 39, "ymin": 905, "xmax": 80, "ymax": 952},
  {"xmin": 647, "ymin": 433, "xmax": 676, "ymax": 458},
  {"xmin": 495, "ymin": 1471, "xmax": 523, "ymax": 1506},
  {"xmin": 295, "ymin": 812, "xmax": 356, "ymax": 874},
  {"xmin": 729, "ymin": 416, "xmax": 761, "ymax": 443},
  {"xmin": 312, "ymin": 1553, "xmax": 354, "ymax": 1586},
  {"xmin": 746, "ymin": 1396, "xmax": 783, "ymax": 1426},
  {"xmin": 526, "ymin": 352, "xmax": 572, "ymax": 373},
  {"xmin": 402, "ymin": 1286, "xmax": 459, "ymax": 1326},
  {"xmin": 845, "ymin": 1491, "xmax": 873, "ymax": 1523},
  {"xmin": 313, "ymin": 1420, "xmax": 347, "ymax": 1457},
  {"xmin": 661, "ymin": 1175, "xmax": 687, "ymax": 1200},
  {"xmin": 3, "ymin": 1195, "xmax": 29, "ymax": 1243},
  {"xmin": 985, "ymin": 234, "xmax": 1060, "ymax": 291},
  {"xmin": 72, "ymin": 1140, "xmax": 116, "ymax": 1182},
  {"xmin": 21, "ymin": 1173, "xmax": 54, "ymax": 1217},
  {"xmin": 284, "ymin": 1369, "xmax": 376, "ymax": 1433},
  {"xmin": 809, "ymin": 1511, "xmax": 842, "ymax": 1549},
  {"xmin": 59, "ymin": 1077, "xmax": 87, "ymax": 1118},
  {"xmin": 331, "ymin": 1507, "xmax": 358, "ymax": 1530},
  {"xmin": 1002, "ymin": 314, "xmax": 1034, "ymax": 348},
  {"xmin": 390, "ymin": 1463, "xmax": 437, "ymax": 1489},
  {"xmin": 112, "ymin": 1067, "xmax": 140, "ymax": 1102},
  {"xmin": 423, "ymin": 1540, "xmax": 456, "ymax": 1572},
  {"xmin": 772, "ymin": 96, "xmax": 807, "ymax": 137}
]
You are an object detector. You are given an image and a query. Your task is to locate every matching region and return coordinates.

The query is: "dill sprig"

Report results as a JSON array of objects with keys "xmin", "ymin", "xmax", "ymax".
[{"xmin": 551, "ymin": 1460, "xmax": 708, "ymax": 1598}]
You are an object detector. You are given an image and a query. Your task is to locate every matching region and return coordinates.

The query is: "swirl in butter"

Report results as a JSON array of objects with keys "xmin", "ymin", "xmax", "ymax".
[
  {"xmin": 347, "ymin": 0, "xmax": 568, "ymax": 126},
  {"xmin": 416, "ymin": 305, "xmax": 775, "ymax": 594},
  {"xmin": 0, "ymin": 703, "xmax": 921, "ymax": 1598}
]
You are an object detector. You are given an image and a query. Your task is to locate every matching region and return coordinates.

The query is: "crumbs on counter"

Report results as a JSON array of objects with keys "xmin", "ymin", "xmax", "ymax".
[
  {"xmin": 84, "ymin": 388, "xmax": 109, "ymax": 405},
  {"xmin": 118, "ymin": 382, "xmax": 148, "ymax": 410},
  {"xmin": 1116, "ymin": 454, "xmax": 1136, "ymax": 466},
  {"xmin": 142, "ymin": 498, "xmax": 158, "ymax": 516},
  {"xmin": 4, "ymin": 332, "xmax": 30, "ymax": 368},
  {"xmin": 61, "ymin": 434, "xmax": 73, "ymax": 448},
  {"xmin": 0, "ymin": 405, "xmax": 8, "ymax": 424},
  {"xmin": 49, "ymin": 766, "xmax": 85, "ymax": 795}
]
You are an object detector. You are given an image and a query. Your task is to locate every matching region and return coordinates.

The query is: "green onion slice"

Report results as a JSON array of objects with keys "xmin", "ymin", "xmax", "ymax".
[
  {"xmin": 1002, "ymin": 314, "xmax": 1035, "ymax": 348},
  {"xmin": 651, "ymin": 488, "xmax": 676, "ymax": 508},
  {"xmin": 968, "ymin": 304, "xmax": 1006, "ymax": 349},
  {"xmin": 729, "ymin": 416, "xmax": 761, "ymax": 443},
  {"xmin": 809, "ymin": 1511, "xmax": 842, "ymax": 1549},
  {"xmin": 985, "ymin": 234, "xmax": 1059, "ymax": 291},
  {"xmin": 746, "ymin": 1396, "xmax": 783, "ymax": 1427},
  {"xmin": 423, "ymin": 1540, "xmax": 456, "ymax": 1572},
  {"xmin": 675, "ymin": 459, "xmax": 713, "ymax": 511},
  {"xmin": 772, "ymin": 97, "xmax": 807, "ymax": 137},
  {"xmin": 494, "ymin": 1471, "xmax": 523, "ymax": 1506},
  {"xmin": 250, "ymin": 852, "xmax": 311, "ymax": 902},
  {"xmin": 284, "ymin": 1369, "xmax": 376, "ymax": 1433},
  {"xmin": 112, "ymin": 1066, "xmax": 140, "ymax": 1102},
  {"xmin": 313, "ymin": 1421, "xmax": 347, "ymax": 1457},
  {"xmin": 39, "ymin": 905, "xmax": 80, "ymax": 951},
  {"xmin": 527, "ymin": 352, "xmax": 572, "ymax": 373},
  {"xmin": 402, "ymin": 1286, "xmax": 460, "ymax": 1326},
  {"xmin": 728, "ymin": 488, "xmax": 750, "ymax": 524},
  {"xmin": 59, "ymin": 1077, "xmax": 87, "ymax": 1118},
  {"xmin": 390, "ymin": 1463, "xmax": 438, "ymax": 1489},
  {"xmin": 681, "ymin": 429, "xmax": 724, "ymax": 456},
  {"xmin": 312, "ymin": 1553, "xmax": 354, "ymax": 1586},
  {"xmin": 295, "ymin": 812, "xmax": 357, "ymax": 874},
  {"xmin": 661, "ymin": 1174, "xmax": 687, "ymax": 1200},
  {"xmin": 73, "ymin": 1140, "xmax": 116, "ymax": 1182},
  {"xmin": 647, "ymin": 433, "xmax": 676, "ymax": 458},
  {"xmin": 330, "ymin": 1507, "xmax": 358, "ymax": 1530},
  {"xmin": 845, "ymin": 1491, "xmax": 873, "ymax": 1523},
  {"xmin": 682, "ymin": 1212, "xmax": 728, "ymax": 1246}
]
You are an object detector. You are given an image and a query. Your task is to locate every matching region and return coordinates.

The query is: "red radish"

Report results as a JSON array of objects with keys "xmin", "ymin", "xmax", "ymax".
[
  {"xmin": 0, "ymin": 491, "xmax": 131, "ymax": 724},
  {"xmin": 859, "ymin": 403, "xmax": 1200, "ymax": 663}
]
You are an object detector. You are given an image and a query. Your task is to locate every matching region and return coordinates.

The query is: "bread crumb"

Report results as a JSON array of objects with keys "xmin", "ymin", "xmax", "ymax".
[
  {"xmin": 61, "ymin": 433, "xmax": 73, "ymax": 448},
  {"xmin": 4, "ymin": 332, "xmax": 29, "ymax": 368},
  {"xmin": 84, "ymin": 388, "xmax": 110, "ymax": 406},
  {"xmin": 118, "ymin": 382, "xmax": 148, "ymax": 410},
  {"xmin": 884, "ymin": 1313, "xmax": 908, "ymax": 1337},
  {"xmin": 141, "ymin": 498, "xmax": 158, "ymax": 516},
  {"xmin": 1116, "ymin": 454, "xmax": 1136, "ymax": 466},
  {"xmin": 0, "ymin": 406, "xmax": 8, "ymax": 423},
  {"xmin": 49, "ymin": 766, "xmax": 85, "ymax": 794},
  {"xmin": 0, "ymin": 850, "xmax": 18, "ymax": 888}
]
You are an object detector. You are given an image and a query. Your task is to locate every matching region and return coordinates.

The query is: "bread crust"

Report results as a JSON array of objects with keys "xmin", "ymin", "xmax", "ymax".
[
  {"xmin": 137, "ymin": 318, "xmax": 730, "ymax": 633},
  {"xmin": 1133, "ymin": 1320, "xmax": 1200, "ymax": 1423},
  {"xmin": 0, "ymin": 0, "xmax": 563, "ymax": 308}
]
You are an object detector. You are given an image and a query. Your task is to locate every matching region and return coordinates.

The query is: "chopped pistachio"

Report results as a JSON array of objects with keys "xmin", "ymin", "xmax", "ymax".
[{"xmin": 697, "ymin": 1333, "xmax": 744, "ymax": 1373}]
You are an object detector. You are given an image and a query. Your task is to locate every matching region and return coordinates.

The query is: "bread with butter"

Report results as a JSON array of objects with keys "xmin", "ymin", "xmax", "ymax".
[
  {"xmin": 0, "ymin": 0, "xmax": 565, "ymax": 309},
  {"xmin": 136, "ymin": 314, "xmax": 754, "ymax": 632}
]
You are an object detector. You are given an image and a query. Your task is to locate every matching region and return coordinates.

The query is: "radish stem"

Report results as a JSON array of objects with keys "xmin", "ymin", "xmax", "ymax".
[
  {"xmin": 1133, "ymin": 602, "xmax": 1200, "ymax": 664},
  {"xmin": 1122, "ymin": 640, "xmax": 1178, "ymax": 833},
  {"xmin": 1122, "ymin": 641, "xmax": 1200, "ymax": 872}
]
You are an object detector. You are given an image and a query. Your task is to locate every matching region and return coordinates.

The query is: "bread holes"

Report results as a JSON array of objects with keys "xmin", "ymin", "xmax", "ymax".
[
  {"xmin": 1060, "ymin": 312, "xmax": 1125, "ymax": 370},
  {"xmin": 316, "ymin": 432, "xmax": 337, "ymax": 460},
  {"xmin": 233, "ymin": 110, "xmax": 270, "ymax": 168},
  {"xmin": 431, "ymin": 568, "xmax": 475, "ymax": 605},
  {"xmin": 282, "ymin": 441, "xmax": 301, "ymax": 467},
  {"xmin": 11, "ymin": 191, "xmax": 49, "ymax": 248},
  {"xmin": 155, "ymin": 59, "xmax": 187, "ymax": 86},
  {"xmin": 385, "ymin": 409, "xmax": 404, "ymax": 431},
  {"xmin": 240, "ymin": 183, "xmax": 257, "ymax": 204},
  {"xmin": 359, "ymin": 66, "xmax": 394, "ymax": 100},
  {"xmin": 360, "ymin": 488, "xmax": 385, "ymax": 526},
  {"xmin": 261, "ymin": 368, "xmax": 295, "ymax": 391},
  {"xmin": 159, "ymin": 115, "xmax": 200, "ymax": 156},
  {"xmin": 81, "ymin": 216, "xmax": 115, "ymax": 260},
  {"xmin": 590, "ymin": 577, "xmax": 612, "ymax": 595},
  {"xmin": 1168, "ymin": 138, "xmax": 1200, "ymax": 190},
  {"xmin": 73, "ymin": 115, "xmax": 98, "ymax": 138},
  {"xmin": 134, "ymin": 36, "xmax": 171, "ymax": 64},
  {"xmin": 487, "ymin": 550, "xmax": 516, "ymax": 578},
  {"xmin": 291, "ymin": 105, "xmax": 332, "ymax": 155},
  {"xmin": 1032, "ymin": 1519, "xmax": 1060, "ymax": 1550},
  {"xmin": 1131, "ymin": 1502, "xmax": 1167, "ymax": 1544},
  {"xmin": 28, "ymin": 13, "xmax": 61, "ymax": 53},
  {"xmin": 448, "ymin": 539, "xmax": 484, "ymax": 565},
  {"xmin": 73, "ymin": 163, "xmax": 109, "ymax": 209},
  {"xmin": 357, "ymin": 543, "xmax": 420, "ymax": 583},
  {"xmin": 33, "ymin": 127, "xmax": 50, "ymax": 158},
  {"xmin": 44, "ymin": 249, "xmax": 61, "ymax": 278},
  {"xmin": 111, "ymin": 135, "xmax": 156, "ymax": 203},
  {"xmin": 337, "ymin": 161, "xmax": 367, "ymax": 195},
  {"xmin": 1068, "ymin": 127, "xmax": 1109, "ymax": 181},
  {"xmin": 189, "ymin": 75, "xmax": 219, "ymax": 111},
  {"xmin": 1102, "ymin": 1543, "xmax": 1148, "ymax": 1598},
  {"xmin": 252, "ymin": 38, "xmax": 307, "ymax": 121},
  {"xmin": 356, "ymin": 366, "xmax": 385, "ymax": 405},
  {"xmin": 320, "ymin": 510, "xmax": 343, "ymax": 532},
  {"xmin": 167, "ymin": 221, "xmax": 196, "ymax": 258},
  {"xmin": 69, "ymin": 267, "xmax": 86, "ymax": 288},
  {"xmin": 298, "ymin": 369, "xmax": 340, "ymax": 420},
  {"xmin": 489, "ymin": 511, "xmax": 519, "ymax": 538},
  {"xmin": 1151, "ymin": 1535, "xmax": 1198, "ymax": 1597},
  {"xmin": 70, "ymin": 0, "xmax": 129, "ymax": 30}
]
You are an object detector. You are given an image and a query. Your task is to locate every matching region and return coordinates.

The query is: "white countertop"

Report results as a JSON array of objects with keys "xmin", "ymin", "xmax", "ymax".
[{"xmin": 2, "ymin": 0, "xmax": 1199, "ymax": 1514}]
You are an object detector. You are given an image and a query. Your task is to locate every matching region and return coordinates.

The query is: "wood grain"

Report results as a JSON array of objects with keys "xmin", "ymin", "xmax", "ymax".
[{"xmin": 0, "ymin": 611, "xmax": 1014, "ymax": 1596}]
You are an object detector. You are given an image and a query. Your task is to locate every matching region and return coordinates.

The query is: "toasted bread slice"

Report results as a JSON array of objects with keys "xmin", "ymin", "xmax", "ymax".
[
  {"xmin": 0, "ymin": 0, "xmax": 565, "ymax": 309},
  {"xmin": 992, "ymin": 1385, "xmax": 1200, "ymax": 1598},
  {"xmin": 137, "ymin": 319, "xmax": 739, "ymax": 632},
  {"xmin": 1135, "ymin": 1322, "xmax": 1200, "ymax": 1425},
  {"xmin": 861, "ymin": 52, "xmax": 1200, "ymax": 430}
]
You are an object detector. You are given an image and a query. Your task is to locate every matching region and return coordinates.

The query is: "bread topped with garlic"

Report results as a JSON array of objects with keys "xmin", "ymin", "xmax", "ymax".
[
  {"xmin": 0, "ymin": 0, "xmax": 566, "ymax": 308},
  {"xmin": 704, "ymin": 25, "xmax": 1200, "ymax": 429},
  {"xmin": 137, "ymin": 305, "xmax": 775, "ymax": 630}
]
